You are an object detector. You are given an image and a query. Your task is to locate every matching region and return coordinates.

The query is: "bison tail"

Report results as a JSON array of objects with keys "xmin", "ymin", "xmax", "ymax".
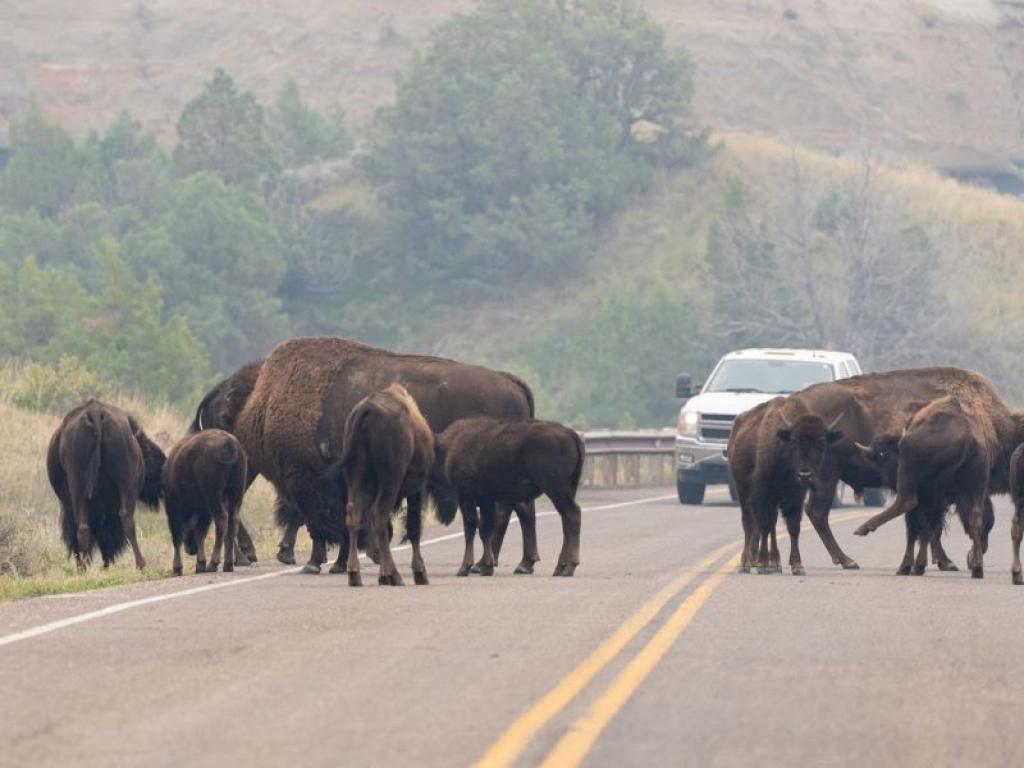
[
  {"xmin": 136, "ymin": 430, "xmax": 166, "ymax": 510},
  {"xmin": 429, "ymin": 485, "xmax": 459, "ymax": 527},
  {"xmin": 570, "ymin": 429, "xmax": 586, "ymax": 495},
  {"xmin": 83, "ymin": 410, "xmax": 104, "ymax": 501},
  {"xmin": 274, "ymin": 497, "xmax": 305, "ymax": 530},
  {"xmin": 338, "ymin": 400, "xmax": 374, "ymax": 471}
]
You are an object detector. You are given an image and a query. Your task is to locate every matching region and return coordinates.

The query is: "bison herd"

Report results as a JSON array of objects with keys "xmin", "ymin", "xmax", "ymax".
[
  {"xmin": 44, "ymin": 340, "xmax": 1024, "ymax": 588},
  {"xmin": 728, "ymin": 366, "xmax": 1024, "ymax": 583},
  {"xmin": 45, "ymin": 336, "xmax": 585, "ymax": 584}
]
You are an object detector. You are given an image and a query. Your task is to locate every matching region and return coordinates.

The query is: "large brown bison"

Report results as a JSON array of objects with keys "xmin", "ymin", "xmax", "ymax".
[
  {"xmin": 431, "ymin": 417, "xmax": 585, "ymax": 577},
  {"xmin": 46, "ymin": 399, "xmax": 165, "ymax": 571},
  {"xmin": 728, "ymin": 391, "xmax": 865, "ymax": 575},
  {"xmin": 233, "ymin": 337, "xmax": 539, "ymax": 575},
  {"xmin": 854, "ymin": 395, "xmax": 999, "ymax": 576},
  {"xmin": 789, "ymin": 367, "xmax": 1021, "ymax": 578},
  {"xmin": 328, "ymin": 383, "xmax": 433, "ymax": 587},
  {"xmin": 162, "ymin": 429, "xmax": 249, "ymax": 575}
]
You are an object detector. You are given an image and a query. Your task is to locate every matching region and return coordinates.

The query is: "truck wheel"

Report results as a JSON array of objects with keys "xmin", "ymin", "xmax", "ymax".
[
  {"xmin": 862, "ymin": 487, "xmax": 886, "ymax": 507},
  {"xmin": 678, "ymin": 479, "xmax": 705, "ymax": 505}
]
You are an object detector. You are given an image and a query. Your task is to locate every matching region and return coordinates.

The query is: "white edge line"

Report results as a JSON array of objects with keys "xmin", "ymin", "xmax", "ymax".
[{"xmin": 0, "ymin": 493, "xmax": 678, "ymax": 649}]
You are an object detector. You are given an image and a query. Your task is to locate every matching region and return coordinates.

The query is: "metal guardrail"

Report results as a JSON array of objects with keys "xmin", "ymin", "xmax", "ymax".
[{"xmin": 580, "ymin": 428, "xmax": 677, "ymax": 487}]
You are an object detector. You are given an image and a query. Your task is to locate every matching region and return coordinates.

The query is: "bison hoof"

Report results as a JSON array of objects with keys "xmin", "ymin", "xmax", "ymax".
[
  {"xmin": 938, "ymin": 560, "xmax": 959, "ymax": 572},
  {"xmin": 560, "ymin": 563, "xmax": 577, "ymax": 577},
  {"xmin": 172, "ymin": 566, "xmax": 183, "ymax": 577},
  {"xmin": 455, "ymin": 565, "xmax": 471, "ymax": 577},
  {"xmin": 791, "ymin": 565, "xmax": 805, "ymax": 576},
  {"xmin": 195, "ymin": 562, "xmax": 207, "ymax": 573},
  {"xmin": 514, "ymin": 560, "xmax": 534, "ymax": 575},
  {"xmin": 479, "ymin": 563, "xmax": 495, "ymax": 577},
  {"xmin": 223, "ymin": 563, "xmax": 234, "ymax": 573},
  {"xmin": 912, "ymin": 565, "xmax": 925, "ymax": 576},
  {"xmin": 852, "ymin": 525, "xmax": 871, "ymax": 537},
  {"xmin": 328, "ymin": 563, "xmax": 346, "ymax": 574},
  {"xmin": 348, "ymin": 571, "xmax": 362, "ymax": 587},
  {"xmin": 971, "ymin": 566, "xmax": 984, "ymax": 579},
  {"xmin": 208, "ymin": 562, "xmax": 219, "ymax": 573},
  {"xmin": 841, "ymin": 559, "xmax": 860, "ymax": 570},
  {"xmin": 235, "ymin": 554, "xmax": 251, "ymax": 568},
  {"xmin": 379, "ymin": 572, "xmax": 404, "ymax": 586},
  {"xmin": 276, "ymin": 548, "xmax": 297, "ymax": 566},
  {"xmin": 300, "ymin": 563, "xmax": 321, "ymax": 575},
  {"xmin": 413, "ymin": 571, "xmax": 429, "ymax": 586},
  {"xmin": 469, "ymin": 563, "xmax": 481, "ymax": 575},
  {"xmin": 738, "ymin": 565, "xmax": 751, "ymax": 574},
  {"xmin": 1013, "ymin": 571, "xmax": 1023, "ymax": 586},
  {"xmin": 896, "ymin": 564, "xmax": 912, "ymax": 576}
]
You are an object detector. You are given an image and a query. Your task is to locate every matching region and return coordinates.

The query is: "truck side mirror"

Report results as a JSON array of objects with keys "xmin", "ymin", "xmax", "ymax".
[{"xmin": 676, "ymin": 373, "xmax": 693, "ymax": 399}]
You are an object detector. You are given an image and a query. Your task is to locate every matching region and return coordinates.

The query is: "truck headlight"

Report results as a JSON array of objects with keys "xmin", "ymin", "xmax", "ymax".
[{"xmin": 678, "ymin": 411, "xmax": 700, "ymax": 436}]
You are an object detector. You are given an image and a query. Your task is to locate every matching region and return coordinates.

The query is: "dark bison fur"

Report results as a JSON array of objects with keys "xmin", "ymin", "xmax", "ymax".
[
  {"xmin": 162, "ymin": 429, "xmax": 249, "ymax": 575},
  {"xmin": 432, "ymin": 417, "xmax": 585, "ymax": 577},
  {"xmin": 234, "ymin": 336, "xmax": 538, "ymax": 574},
  {"xmin": 326, "ymin": 383, "xmax": 434, "ymax": 586},
  {"xmin": 47, "ymin": 399, "xmax": 166, "ymax": 571}
]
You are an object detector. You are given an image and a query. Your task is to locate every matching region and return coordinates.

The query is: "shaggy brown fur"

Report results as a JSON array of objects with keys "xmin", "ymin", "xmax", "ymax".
[
  {"xmin": 233, "ymin": 336, "xmax": 537, "ymax": 574},
  {"xmin": 329, "ymin": 383, "xmax": 434, "ymax": 586},
  {"xmin": 46, "ymin": 399, "xmax": 165, "ymax": 571},
  {"xmin": 162, "ymin": 429, "xmax": 249, "ymax": 575},
  {"xmin": 432, "ymin": 417, "xmax": 585, "ymax": 577},
  {"xmin": 854, "ymin": 395, "xmax": 998, "ymax": 577}
]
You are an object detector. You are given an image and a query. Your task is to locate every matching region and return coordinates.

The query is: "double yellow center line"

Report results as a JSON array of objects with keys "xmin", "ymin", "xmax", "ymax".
[{"xmin": 474, "ymin": 510, "xmax": 871, "ymax": 767}]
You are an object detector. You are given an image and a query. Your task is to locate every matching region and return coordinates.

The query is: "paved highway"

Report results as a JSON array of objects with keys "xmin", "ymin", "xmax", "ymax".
[{"xmin": 2, "ymin": 487, "xmax": 1023, "ymax": 767}]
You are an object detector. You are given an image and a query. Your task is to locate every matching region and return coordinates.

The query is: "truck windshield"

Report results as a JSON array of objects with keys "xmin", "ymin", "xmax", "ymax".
[{"xmin": 705, "ymin": 359, "xmax": 835, "ymax": 394}]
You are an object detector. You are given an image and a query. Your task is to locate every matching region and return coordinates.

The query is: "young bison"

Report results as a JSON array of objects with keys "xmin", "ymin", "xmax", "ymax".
[
  {"xmin": 328, "ymin": 383, "xmax": 433, "ymax": 587},
  {"xmin": 47, "ymin": 399, "xmax": 165, "ymax": 571},
  {"xmin": 854, "ymin": 395, "xmax": 995, "ymax": 578},
  {"xmin": 433, "ymin": 417, "xmax": 585, "ymax": 577},
  {"xmin": 162, "ymin": 429, "xmax": 249, "ymax": 575}
]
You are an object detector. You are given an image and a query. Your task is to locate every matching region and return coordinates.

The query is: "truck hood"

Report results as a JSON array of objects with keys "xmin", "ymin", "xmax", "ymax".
[{"xmin": 680, "ymin": 391, "xmax": 779, "ymax": 418}]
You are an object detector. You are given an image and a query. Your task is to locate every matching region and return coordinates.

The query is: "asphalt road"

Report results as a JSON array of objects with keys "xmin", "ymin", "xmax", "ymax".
[{"xmin": 2, "ymin": 486, "xmax": 1024, "ymax": 767}]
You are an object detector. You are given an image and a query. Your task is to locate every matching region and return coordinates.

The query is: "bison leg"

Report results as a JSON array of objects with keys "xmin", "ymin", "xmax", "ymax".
[
  {"xmin": 514, "ymin": 501, "xmax": 541, "ymax": 575},
  {"xmin": 235, "ymin": 519, "xmax": 256, "ymax": 564},
  {"xmin": 456, "ymin": 502, "xmax": 478, "ymax": 577},
  {"xmin": 1012, "ymin": 500, "xmax": 1024, "ymax": 586},
  {"xmin": 119, "ymin": 495, "xmax": 146, "ymax": 571},
  {"xmin": 551, "ymin": 495, "xmax": 582, "ymax": 577},
  {"xmin": 406, "ymin": 493, "xmax": 429, "ymax": 586},
  {"xmin": 782, "ymin": 504, "xmax": 804, "ymax": 576},
  {"xmin": 806, "ymin": 476, "xmax": 858, "ymax": 568},
  {"xmin": 895, "ymin": 516, "xmax": 916, "ymax": 576},
  {"xmin": 768, "ymin": 526, "xmax": 782, "ymax": 573},
  {"xmin": 344, "ymin": 496, "xmax": 364, "ymax": 587},
  {"xmin": 301, "ymin": 537, "xmax": 327, "ymax": 575},
  {"xmin": 477, "ymin": 501, "xmax": 497, "ymax": 576},
  {"xmin": 739, "ymin": 495, "xmax": 755, "ymax": 574},
  {"xmin": 853, "ymin": 490, "xmax": 918, "ymax": 537},
  {"xmin": 374, "ymin": 487, "xmax": 404, "ymax": 587},
  {"xmin": 277, "ymin": 520, "xmax": 301, "ymax": 566},
  {"xmin": 207, "ymin": 502, "xmax": 227, "ymax": 574},
  {"xmin": 930, "ymin": 525, "xmax": 958, "ymax": 571},
  {"xmin": 223, "ymin": 501, "xmax": 239, "ymax": 573}
]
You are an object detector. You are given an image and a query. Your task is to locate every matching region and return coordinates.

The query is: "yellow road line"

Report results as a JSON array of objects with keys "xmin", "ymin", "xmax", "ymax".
[
  {"xmin": 537, "ymin": 552, "xmax": 742, "ymax": 767},
  {"xmin": 471, "ymin": 540, "xmax": 739, "ymax": 768}
]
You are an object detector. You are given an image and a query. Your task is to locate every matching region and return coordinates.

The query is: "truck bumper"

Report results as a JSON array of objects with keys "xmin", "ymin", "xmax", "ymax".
[{"xmin": 675, "ymin": 437, "xmax": 732, "ymax": 486}]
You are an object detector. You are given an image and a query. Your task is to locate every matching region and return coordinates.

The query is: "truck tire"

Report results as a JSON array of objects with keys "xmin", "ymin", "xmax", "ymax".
[
  {"xmin": 862, "ymin": 487, "xmax": 886, "ymax": 507},
  {"xmin": 678, "ymin": 479, "xmax": 705, "ymax": 505}
]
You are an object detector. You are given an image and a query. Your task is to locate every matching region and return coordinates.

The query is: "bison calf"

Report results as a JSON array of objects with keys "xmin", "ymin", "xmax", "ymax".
[
  {"xmin": 853, "ymin": 396, "xmax": 994, "ymax": 577},
  {"xmin": 433, "ymin": 417, "xmax": 585, "ymax": 577},
  {"xmin": 162, "ymin": 429, "xmax": 249, "ymax": 575},
  {"xmin": 47, "ymin": 399, "xmax": 165, "ymax": 571},
  {"xmin": 327, "ymin": 383, "xmax": 434, "ymax": 587}
]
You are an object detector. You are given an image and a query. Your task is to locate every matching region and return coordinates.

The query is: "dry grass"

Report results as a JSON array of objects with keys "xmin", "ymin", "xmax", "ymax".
[{"xmin": 0, "ymin": 362, "xmax": 291, "ymax": 602}]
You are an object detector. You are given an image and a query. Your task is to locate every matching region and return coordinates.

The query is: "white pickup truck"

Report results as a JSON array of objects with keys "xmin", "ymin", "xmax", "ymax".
[{"xmin": 674, "ymin": 348, "xmax": 882, "ymax": 505}]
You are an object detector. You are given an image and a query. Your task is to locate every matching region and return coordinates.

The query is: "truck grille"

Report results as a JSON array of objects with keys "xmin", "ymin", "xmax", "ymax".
[{"xmin": 700, "ymin": 414, "xmax": 736, "ymax": 443}]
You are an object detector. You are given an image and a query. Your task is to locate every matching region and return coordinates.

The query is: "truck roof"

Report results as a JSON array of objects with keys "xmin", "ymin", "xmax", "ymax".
[{"xmin": 722, "ymin": 348, "xmax": 858, "ymax": 364}]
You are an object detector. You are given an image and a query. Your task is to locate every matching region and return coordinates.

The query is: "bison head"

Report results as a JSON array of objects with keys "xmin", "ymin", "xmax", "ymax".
[
  {"xmin": 855, "ymin": 434, "xmax": 900, "ymax": 488},
  {"xmin": 776, "ymin": 411, "xmax": 844, "ymax": 487}
]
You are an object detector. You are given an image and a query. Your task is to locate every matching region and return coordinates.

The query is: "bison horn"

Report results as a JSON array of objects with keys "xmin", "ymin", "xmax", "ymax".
[
  {"xmin": 827, "ymin": 412, "xmax": 844, "ymax": 430},
  {"xmin": 854, "ymin": 441, "xmax": 872, "ymax": 454},
  {"xmin": 779, "ymin": 410, "xmax": 793, "ymax": 428}
]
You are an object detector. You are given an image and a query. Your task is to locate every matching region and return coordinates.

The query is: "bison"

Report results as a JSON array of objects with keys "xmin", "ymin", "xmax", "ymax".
[
  {"xmin": 232, "ymin": 336, "xmax": 539, "ymax": 575},
  {"xmin": 729, "ymin": 394, "xmax": 860, "ymax": 575},
  {"xmin": 431, "ymin": 417, "xmax": 585, "ymax": 577},
  {"xmin": 788, "ymin": 367, "xmax": 1020, "ymax": 578},
  {"xmin": 162, "ymin": 429, "xmax": 249, "ymax": 575},
  {"xmin": 46, "ymin": 399, "xmax": 165, "ymax": 571},
  {"xmin": 327, "ymin": 383, "xmax": 433, "ymax": 587},
  {"xmin": 854, "ymin": 395, "xmax": 997, "ymax": 576}
]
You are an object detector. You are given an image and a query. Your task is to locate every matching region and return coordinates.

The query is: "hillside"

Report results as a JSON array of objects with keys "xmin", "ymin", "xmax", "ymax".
[{"xmin": 3, "ymin": 0, "xmax": 1022, "ymax": 173}]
